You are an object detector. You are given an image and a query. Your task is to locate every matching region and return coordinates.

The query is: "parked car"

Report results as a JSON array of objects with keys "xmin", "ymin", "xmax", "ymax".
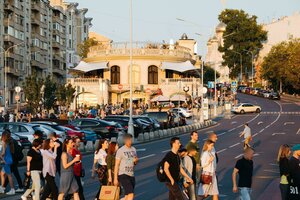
[
  {"xmin": 137, "ymin": 115, "xmax": 161, "ymax": 130},
  {"xmin": 31, "ymin": 124, "xmax": 66, "ymax": 142},
  {"xmin": 262, "ymin": 91, "xmax": 272, "ymax": 98},
  {"xmin": 64, "ymin": 124, "xmax": 98, "ymax": 143},
  {"xmin": 57, "ymin": 126, "xmax": 86, "ymax": 142},
  {"xmin": 0, "ymin": 123, "xmax": 47, "ymax": 142},
  {"xmin": 237, "ymin": 85, "xmax": 247, "ymax": 93},
  {"xmin": 269, "ymin": 92, "xmax": 280, "ymax": 100},
  {"xmin": 0, "ymin": 128, "xmax": 31, "ymax": 151},
  {"xmin": 142, "ymin": 112, "xmax": 184, "ymax": 127},
  {"xmin": 245, "ymin": 87, "xmax": 251, "ymax": 94},
  {"xmin": 171, "ymin": 108, "xmax": 192, "ymax": 118},
  {"xmin": 251, "ymin": 88, "xmax": 261, "ymax": 95},
  {"xmin": 232, "ymin": 103, "xmax": 261, "ymax": 114},
  {"xmin": 69, "ymin": 118, "xmax": 121, "ymax": 139}
]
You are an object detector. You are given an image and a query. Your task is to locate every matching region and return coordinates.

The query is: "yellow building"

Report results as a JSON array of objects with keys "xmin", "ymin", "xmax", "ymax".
[{"xmin": 68, "ymin": 33, "xmax": 202, "ymax": 109}]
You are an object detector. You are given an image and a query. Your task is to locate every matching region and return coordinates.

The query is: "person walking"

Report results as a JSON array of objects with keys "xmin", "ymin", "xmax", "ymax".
[
  {"xmin": 106, "ymin": 142, "xmax": 119, "ymax": 185},
  {"xmin": 92, "ymin": 139, "xmax": 109, "ymax": 200},
  {"xmin": 208, "ymin": 132, "xmax": 219, "ymax": 163},
  {"xmin": 39, "ymin": 139, "xmax": 60, "ymax": 200},
  {"xmin": 182, "ymin": 146, "xmax": 198, "ymax": 200},
  {"xmin": 163, "ymin": 137, "xmax": 193, "ymax": 200},
  {"xmin": 68, "ymin": 137, "xmax": 85, "ymax": 200},
  {"xmin": 21, "ymin": 139, "xmax": 43, "ymax": 200},
  {"xmin": 49, "ymin": 132, "xmax": 62, "ymax": 176},
  {"xmin": 232, "ymin": 147, "xmax": 254, "ymax": 200},
  {"xmin": 0, "ymin": 130, "xmax": 15, "ymax": 195},
  {"xmin": 114, "ymin": 134, "xmax": 139, "ymax": 200},
  {"xmin": 277, "ymin": 144, "xmax": 291, "ymax": 200},
  {"xmin": 186, "ymin": 131, "xmax": 200, "ymax": 173},
  {"xmin": 288, "ymin": 144, "xmax": 300, "ymax": 200},
  {"xmin": 198, "ymin": 140, "xmax": 219, "ymax": 200},
  {"xmin": 58, "ymin": 138, "xmax": 80, "ymax": 200},
  {"xmin": 239, "ymin": 123, "xmax": 252, "ymax": 149}
]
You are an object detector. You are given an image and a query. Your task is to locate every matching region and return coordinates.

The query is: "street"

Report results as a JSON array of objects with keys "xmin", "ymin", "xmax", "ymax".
[{"xmin": 1, "ymin": 93, "xmax": 300, "ymax": 200}]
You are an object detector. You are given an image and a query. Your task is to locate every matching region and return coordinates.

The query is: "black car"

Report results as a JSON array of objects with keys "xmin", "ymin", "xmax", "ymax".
[
  {"xmin": 69, "ymin": 118, "xmax": 120, "ymax": 139},
  {"xmin": 269, "ymin": 92, "xmax": 280, "ymax": 100},
  {"xmin": 136, "ymin": 116, "xmax": 160, "ymax": 130},
  {"xmin": 104, "ymin": 115, "xmax": 151, "ymax": 137},
  {"xmin": 15, "ymin": 134, "xmax": 32, "ymax": 150}
]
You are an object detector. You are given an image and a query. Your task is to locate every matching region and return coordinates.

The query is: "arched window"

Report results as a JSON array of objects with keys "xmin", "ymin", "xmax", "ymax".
[
  {"xmin": 148, "ymin": 65, "xmax": 158, "ymax": 84},
  {"xmin": 111, "ymin": 65, "xmax": 120, "ymax": 84}
]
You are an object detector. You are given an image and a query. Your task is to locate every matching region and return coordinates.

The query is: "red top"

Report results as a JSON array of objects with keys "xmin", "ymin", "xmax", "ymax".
[{"xmin": 70, "ymin": 148, "xmax": 82, "ymax": 177}]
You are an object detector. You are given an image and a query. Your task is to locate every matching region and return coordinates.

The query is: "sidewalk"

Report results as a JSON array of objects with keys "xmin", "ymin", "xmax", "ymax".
[
  {"xmin": 281, "ymin": 94, "xmax": 300, "ymax": 104},
  {"xmin": 257, "ymin": 178, "xmax": 281, "ymax": 200}
]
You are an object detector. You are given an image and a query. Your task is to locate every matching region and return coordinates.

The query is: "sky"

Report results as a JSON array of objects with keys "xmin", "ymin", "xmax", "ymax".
[{"xmin": 74, "ymin": 0, "xmax": 299, "ymax": 56}]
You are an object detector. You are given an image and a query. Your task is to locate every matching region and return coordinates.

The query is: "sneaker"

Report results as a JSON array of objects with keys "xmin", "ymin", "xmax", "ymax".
[
  {"xmin": 6, "ymin": 189, "xmax": 15, "ymax": 195},
  {"xmin": 16, "ymin": 188, "xmax": 24, "ymax": 193},
  {"xmin": 21, "ymin": 195, "xmax": 27, "ymax": 200},
  {"xmin": 0, "ymin": 186, "xmax": 4, "ymax": 194}
]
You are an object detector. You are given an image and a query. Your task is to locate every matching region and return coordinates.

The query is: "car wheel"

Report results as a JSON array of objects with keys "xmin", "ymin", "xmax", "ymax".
[
  {"xmin": 256, "ymin": 108, "xmax": 261, "ymax": 113},
  {"xmin": 240, "ymin": 110, "xmax": 245, "ymax": 114}
]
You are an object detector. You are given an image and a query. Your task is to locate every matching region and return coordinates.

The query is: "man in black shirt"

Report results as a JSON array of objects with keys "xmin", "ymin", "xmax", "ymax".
[
  {"xmin": 288, "ymin": 144, "xmax": 300, "ymax": 199},
  {"xmin": 49, "ymin": 132, "xmax": 62, "ymax": 176},
  {"xmin": 164, "ymin": 137, "xmax": 193, "ymax": 200},
  {"xmin": 232, "ymin": 147, "xmax": 254, "ymax": 200}
]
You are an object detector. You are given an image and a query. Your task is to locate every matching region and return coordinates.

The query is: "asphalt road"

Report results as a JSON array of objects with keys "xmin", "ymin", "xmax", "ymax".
[{"xmin": 1, "ymin": 93, "xmax": 300, "ymax": 200}]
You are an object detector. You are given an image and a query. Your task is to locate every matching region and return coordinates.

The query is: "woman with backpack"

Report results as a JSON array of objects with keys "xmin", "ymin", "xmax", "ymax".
[{"xmin": 0, "ymin": 129, "xmax": 15, "ymax": 195}]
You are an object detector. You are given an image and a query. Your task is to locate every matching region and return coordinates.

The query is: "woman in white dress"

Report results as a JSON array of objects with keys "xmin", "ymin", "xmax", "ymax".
[{"xmin": 198, "ymin": 140, "xmax": 219, "ymax": 200}]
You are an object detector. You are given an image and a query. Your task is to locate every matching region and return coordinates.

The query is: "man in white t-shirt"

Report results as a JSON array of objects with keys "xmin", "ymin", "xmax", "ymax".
[
  {"xmin": 114, "ymin": 134, "xmax": 138, "ymax": 200},
  {"xmin": 239, "ymin": 123, "xmax": 252, "ymax": 149}
]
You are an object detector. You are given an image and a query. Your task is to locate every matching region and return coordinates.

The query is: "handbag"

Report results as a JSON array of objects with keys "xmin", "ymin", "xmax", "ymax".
[
  {"xmin": 97, "ymin": 165, "xmax": 107, "ymax": 181},
  {"xmin": 200, "ymin": 152, "xmax": 214, "ymax": 185},
  {"xmin": 99, "ymin": 185, "xmax": 120, "ymax": 200},
  {"xmin": 80, "ymin": 168, "xmax": 85, "ymax": 177},
  {"xmin": 23, "ymin": 173, "xmax": 31, "ymax": 189}
]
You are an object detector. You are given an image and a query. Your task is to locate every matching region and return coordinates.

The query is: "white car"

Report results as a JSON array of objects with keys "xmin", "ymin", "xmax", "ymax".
[
  {"xmin": 33, "ymin": 125, "xmax": 66, "ymax": 142},
  {"xmin": 232, "ymin": 103, "xmax": 261, "ymax": 114},
  {"xmin": 171, "ymin": 108, "xmax": 193, "ymax": 118}
]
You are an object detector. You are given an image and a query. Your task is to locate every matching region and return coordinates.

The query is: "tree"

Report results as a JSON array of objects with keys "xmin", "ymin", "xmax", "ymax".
[
  {"xmin": 77, "ymin": 37, "xmax": 99, "ymax": 58},
  {"xmin": 261, "ymin": 39, "xmax": 300, "ymax": 93},
  {"xmin": 218, "ymin": 9, "xmax": 268, "ymax": 79},
  {"xmin": 22, "ymin": 74, "xmax": 43, "ymax": 114},
  {"xmin": 65, "ymin": 83, "xmax": 76, "ymax": 107},
  {"xmin": 56, "ymin": 84, "xmax": 67, "ymax": 106},
  {"xmin": 204, "ymin": 66, "xmax": 220, "ymax": 84},
  {"xmin": 43, "ymin": 76, "xmax": 57, "ymax": 111}
]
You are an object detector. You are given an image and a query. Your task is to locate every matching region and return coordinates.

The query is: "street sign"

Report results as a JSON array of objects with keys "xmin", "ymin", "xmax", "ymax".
[
  {"xmin": 202, "ymin": 87, "xmax": 208, "ymax": 94},
  {"xmin": 15, "ymin": 86, "xmax": 21, "ymax": 93},
  {"xmin": 232, "ymin": 88, "xmax": 237, "ymax": 93},
  {"xmin": 145, "ymin": 88, "xmax": 152, "ymax": 94},
  {"xmin": 117, "ymin": 84, "xmax": 123, "ymax": 90},
  {"xmin": 15, "ymin": 95, "xmax": 20, "ymax": 101},
  {"xmin": 231, "ymin": 81, "xmax": 237, "ymax": 87},
  {"xmin": 208, "ymin": 81, "xmax": 214, "ymax": 89}
]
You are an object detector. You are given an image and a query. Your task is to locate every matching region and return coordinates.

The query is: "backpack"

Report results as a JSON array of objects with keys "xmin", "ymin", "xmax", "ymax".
[
  {"xmin": 156, "ymin": 157, "xmax": 167, "ymax": 182},
  {"xmin": 13, "ymin": 140, "xmax": 24, "ymax": 162}
]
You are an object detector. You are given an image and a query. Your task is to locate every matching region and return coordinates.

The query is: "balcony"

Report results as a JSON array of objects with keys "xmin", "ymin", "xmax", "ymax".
[
  {"xmin": 31, "ymin": 16, "xmax": 40, "ymax": 26},
  {"xmin": 31, "ymin": 60, "xmax": 47, "ymax": 70},
  {"xmin": 4, "ymin": 35, "xmax": 23, "ymax": 45},
  {"xmin": 4, "ymin": 3, "xmax": 14, "ymax": 12},
  {"xmin": 53, "ymin": 67, "xmax": 65, "ymax": 76},
  {"xmin": 31, "ymin": 3, "xmax": 40, "ymax": 12},
  {"xmin": 87, "ymin": 42, "xmax": 193, "ymax": 61},
  {"xmin": 52, "ymin": 41, "xmax": 61, "ymax": 49},
  {"xmin": 5, "ymin": 66, "xmax": 20, "ymax": 77}
]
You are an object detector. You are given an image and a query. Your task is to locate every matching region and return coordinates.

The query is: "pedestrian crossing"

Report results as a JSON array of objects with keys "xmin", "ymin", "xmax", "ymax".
[{"xmin": 261, "ymin": 111, "xmax": 300, "ymax": 115}]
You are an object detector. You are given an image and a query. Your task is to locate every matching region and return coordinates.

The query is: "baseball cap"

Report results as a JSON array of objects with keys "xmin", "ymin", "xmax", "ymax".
[{"xmin": 292, "ymin": 144, "xmax": 300, "ymax": 151}]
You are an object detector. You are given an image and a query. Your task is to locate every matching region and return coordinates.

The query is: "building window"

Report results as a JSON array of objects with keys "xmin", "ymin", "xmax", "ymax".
[
  {"xmin": 148, "ymin": 65, "xmax": 158, "ymax": 84},
  {"xmin": 111, "ymin": 66, "xmax": 120, "ymax": 84},
  {"xmin": 166, "ymin": 69, "xmax": 174, "ymax": 78}
]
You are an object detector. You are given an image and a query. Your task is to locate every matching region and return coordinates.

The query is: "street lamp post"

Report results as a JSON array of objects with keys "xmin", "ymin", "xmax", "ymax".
[
  {"xmin": 127, "ymin": 0, "xmax": 135, "ymax": 138},
  {"xmin": 183, "ymin": 86, "xmax": 189, "ymax": 102},
  {"xmin": 0, "ymin": 42, "xmax": 25, "ymax": 111},
  {"xmin": 229, "ymin": 47, "xmax": 243, "ymax": 84},
  {"xmin": 243, "ymin": 50, "xmax": 255, "ymax": 88}
]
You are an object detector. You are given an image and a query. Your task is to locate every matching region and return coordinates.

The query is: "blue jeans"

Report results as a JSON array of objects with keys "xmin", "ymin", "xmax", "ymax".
[{"xmin": 239, "ymin": 187, "xmax": 252, "ymax": 200}]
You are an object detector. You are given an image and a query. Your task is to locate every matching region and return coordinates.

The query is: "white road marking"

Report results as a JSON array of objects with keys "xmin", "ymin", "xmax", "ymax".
[
  {"xmin": 252, "ymin": 133, "xmax": 258, "ymax": 137},
  {"xmin": 231, "ymin": 121, "xmax": 237, "ymax": 124},
  {"xmin": 257, "ymin": 121, "xmax": 263, "ymax": 125},
  {"xmin": 162, "ymin": 149, "xmax": 170, "ymax": 153},
  {"xmin": 264, "ymin": 169, "xmax": 279, "ymax": 173},
  {"xmin": 259, "ymin": 129, "xmax": 265, "ymax": 133},
  {"xmin": 265, "ymin": 125, "xmax": 271, "ymax": 129},
  {"xmin": 139, "ymin": 154, "xmax": 155, "ymax": 160},
  {"xmin": 217, "ymin": 132, "xmax": 227, "ymax": 137},
  {"xmin": 136, "ymin": 148, "xmax": 146, "ymax": 152},
  {"xmin": 228, "ymin": 128, "xmax": 236, "ymax": 132},
  {"xmin": 272, "ymin": 133, "xmax": 286, "ymax": 136},
  {"xmin": 270, "ymin": 163, "xmax": 278, "ymax": 166},
  {"xmin": 217, "ymin": 148, "xmax": 227, "ymax": 154},
  {"xmin": 253, "ymin": 153, "xmax": 260, "ymax": 157},
  {"xmin": 235, "ymin": 154, "xmax": 243, "ymax": 159},
  {"xmin": 230, "ymin": 143, "xmax": 240, "ymax": 148},
  {"xmin": 296, "ymin": 128, "xmax": 300, "ymax": 135},
  {"xmin": 284, "ymin": 122, "xmax": 295, "ymax": 125}
]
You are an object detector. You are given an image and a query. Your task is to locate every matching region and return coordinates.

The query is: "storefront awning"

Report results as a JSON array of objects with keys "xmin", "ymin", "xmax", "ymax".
[
  {"xmin": 161, "ymin": 61, "xmax": 196, "ymax": 73},
  {"xmin": 70, "ymin": 61, "xmax": 108, "ymax": 72},
  {"xmin": 170, "ymin": 94, "xmax": 186, "ymax": 101},
  {"xmin": 150, "ymin": 95, "xmax": 170, "ymax": 102}
]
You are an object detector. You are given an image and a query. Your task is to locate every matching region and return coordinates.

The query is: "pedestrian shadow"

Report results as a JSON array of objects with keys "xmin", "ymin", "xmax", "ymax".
[{"xmin": 252, "ymin": 140, "xmax": 261, "ymax": 149}]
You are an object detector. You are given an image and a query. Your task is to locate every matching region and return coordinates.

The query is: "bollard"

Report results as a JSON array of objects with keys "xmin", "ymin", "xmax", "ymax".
[
  {"xmin": 86, "ymin": 141, "xmax": 94, "ymax": 152},
  {"xmin": 79, "ymin": 142, "xmax": 85, "ymax": 152},
  {"xmin": 149, "ymin": 131, "xmax": 155, "ymax": 140},
  {"xmin": 154, "ymin": 130, "xmax": 159, "ymax": 138},
  {"xmin": 174, "ymin": 127, "xmax": 179, "ymax": 135},
  {"xmin": 144, "ymin": 132, "xmax": 150, "ymax": 141},
  {"xmin": 183, "ymin": 126, "xmax": 187, "ymax": 133},
  {"xmin": 159, "ymin": 130, "xmax": 164, "ymax": 138},
  {"xmin": 137, "ymin": 133, "xmax": 144, "ymax": 142},
  {"xmin": 163, "ymin": 129, "xmax": 168, "ymax": 137},
  {"xmin": 167, "ymin": 129, "xmax": 172, "ymax": 136}
]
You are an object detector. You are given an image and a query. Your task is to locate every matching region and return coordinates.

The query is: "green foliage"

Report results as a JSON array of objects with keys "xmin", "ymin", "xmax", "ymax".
[
  {"xmin": 204, "ymin": 65, "xmax": 220, "ymax": 83},
  {"xmin": 218, "ymin": 9, "xmax": 268, "ymax": 78},
  {"xmin": 261, "ymin": 39, "xmax": 300, "ymax": 92},
  {"xmin": 65, "ymin": 83, "xmax": 76, "ymax": 107},
  {"xmin": 78, "ymin": 37, "xmax": 99, "ymax": 58},
  {"xmin": 56, "ymin": 84, "xmax": 67, "ymax": 106},
  {"xmin": 22, "ymin": 74, "xmax": 43, "ymax": 113},
  {"xmin": 43, "ymin": 76, "xmax": 57, "ymax": 111}
]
